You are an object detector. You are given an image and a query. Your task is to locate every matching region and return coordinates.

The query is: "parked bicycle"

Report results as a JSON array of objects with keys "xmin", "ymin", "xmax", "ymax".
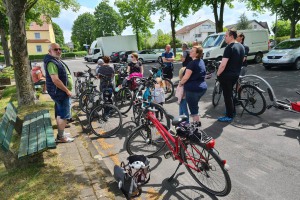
[
  {"xmin": 210, "ymin": 60, "xmax": 267, "ymax": 116},
  {"xmin": 126, "ymin": 102, "xmax": 231, "ymax": 196}
]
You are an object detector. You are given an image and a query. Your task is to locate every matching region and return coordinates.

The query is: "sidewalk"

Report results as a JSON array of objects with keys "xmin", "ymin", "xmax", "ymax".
[{"xmin": 44, "ymin": 95, "xmax": 124, "ymax": 200}]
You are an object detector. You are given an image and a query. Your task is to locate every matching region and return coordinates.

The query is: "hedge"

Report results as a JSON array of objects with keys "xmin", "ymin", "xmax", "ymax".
[{"xmin": 0, "ymin": 51, "xmax": 87, "ymax": 63}]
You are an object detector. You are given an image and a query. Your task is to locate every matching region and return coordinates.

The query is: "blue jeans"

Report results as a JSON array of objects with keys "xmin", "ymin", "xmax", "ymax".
[
  {"xmin": 54, "ymin": 98, "xmax": 71, "ymax": 119},
  {"xmin": 179, "ymin": 99, "xmax": 189, "ymax": 122},
  {"xmin": 186, "ymin": 89, "xmax": 207, "ymax": 116}
]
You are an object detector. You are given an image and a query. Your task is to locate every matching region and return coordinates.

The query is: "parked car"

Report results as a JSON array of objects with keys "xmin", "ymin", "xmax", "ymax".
[
  {"xmin": 127, "ymin": 50, "xmax": 161, "ymax": 63},
  {"xmin": 119, "ymin": 50, "xmax": 136, "ymax": 62},
  {"xmin": 262, "ymin": 38, "xmax": 300, "ymax": 70},
  {"xmin": 110, "ymin": 51, "xmax": 122, "ymax": 63}
]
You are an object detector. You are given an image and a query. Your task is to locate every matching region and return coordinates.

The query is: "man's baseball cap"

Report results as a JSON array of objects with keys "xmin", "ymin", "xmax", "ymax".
[{"xmin": 97, "ymin": 59, "xmax": 104, "ymax": 64}]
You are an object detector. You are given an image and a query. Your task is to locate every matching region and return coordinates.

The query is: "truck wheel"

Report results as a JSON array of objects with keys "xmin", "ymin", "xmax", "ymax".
[
  {"xmin": 293, "ymin": 58, "xmax": 300, "ymax": 70},
  {"xmin": 255, "ymin": 53, "xmax": 263, "ymax": 63}
]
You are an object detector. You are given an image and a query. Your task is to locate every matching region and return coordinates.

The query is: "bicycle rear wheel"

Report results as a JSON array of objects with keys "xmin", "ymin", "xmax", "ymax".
[
  {"xmin": 114, "ymin": 87, "xmax": 133, "ymax": 115},
  {"xmin": 89, "ymin": 104, "xmax": 122, "ymax": 138},
  {"xmin": 238, "ymin": 84, "xmax": 266, "ymax": 116},
  {"xmin": 181, "ymin": 140, "xmax": 231, "ymax": 196},
  {"xmin": 163, "ymin": 78, "xmax": 174, "ymax": 101},
  {"xmin": 212, "ymin": 81, "xmax": 222, "ymax": 107},
  {"xmin": 126, "ymin": 124, "xmax": 166, "ymax": 158}
]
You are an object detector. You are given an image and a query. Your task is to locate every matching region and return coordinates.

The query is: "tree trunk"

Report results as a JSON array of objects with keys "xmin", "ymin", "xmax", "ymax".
[
  {"xmin": 0, "ymin": 29, "xmax": 11, "ymax": 67},
  {"xmin": 290, "ymin": 19, "xmax": 296, "ymax": 38},
  {"xmin": 3, "ymin": 0, "xmax": 35, "ymax": 106},
  {"xmin": 171, "ymin": 20, "xmax": 177, "ymax": 56},
  {"xmin": 135, "ymin": 27, "xmax": 140, "ymax": 50},
  {"xmin": 213, "ymin": 0, "xmax": 225, "ymax": 33}
]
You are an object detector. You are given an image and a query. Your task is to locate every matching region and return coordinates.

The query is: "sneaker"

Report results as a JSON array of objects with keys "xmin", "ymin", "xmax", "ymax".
[
  {"xmin": 63, "ymin": 132, "xmax": 73, "ymax": 137},
  {"xmin": 217, "ymin": 116, "xmax": 233, "ymax": 122},
  {"xmin": 55, "ymin": 136, "xmax": 75, "ymax": 143},
  {"xmin": 191, "ymin": 121, "xmax": 201, "ymax": 127}
]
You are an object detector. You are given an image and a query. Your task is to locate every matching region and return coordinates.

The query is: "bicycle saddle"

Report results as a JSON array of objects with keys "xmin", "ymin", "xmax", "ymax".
[{"xmin": 172, "ymin": 115, "xmax": 188, "ymax": 126}]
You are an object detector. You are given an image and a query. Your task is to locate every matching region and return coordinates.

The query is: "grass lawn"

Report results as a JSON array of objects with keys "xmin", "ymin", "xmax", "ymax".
[{"xmin": 0, "ymin": 82, "xmax": 82, "ymax": 199}]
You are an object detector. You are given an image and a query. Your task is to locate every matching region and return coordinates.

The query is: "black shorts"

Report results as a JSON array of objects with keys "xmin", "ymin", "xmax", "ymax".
[{"xmin": 162, "ymin": 66, "xmax": 173, "ymax": 79}]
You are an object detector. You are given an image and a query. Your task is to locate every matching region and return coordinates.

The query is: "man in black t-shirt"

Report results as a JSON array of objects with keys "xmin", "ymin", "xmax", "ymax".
[{"xmin": 216, "ymin": 28, "xmax": 245, "ymax": 122}]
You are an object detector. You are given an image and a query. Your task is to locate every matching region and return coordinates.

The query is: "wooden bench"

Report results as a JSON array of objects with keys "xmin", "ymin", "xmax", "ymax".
[{"xmin": 0, "ymin": 102, "xmax": 56, "ymax": 169}]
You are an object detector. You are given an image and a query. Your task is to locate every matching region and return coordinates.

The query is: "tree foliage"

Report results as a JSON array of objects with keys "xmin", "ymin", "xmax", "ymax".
[
  {"xmin": 115, "ymin": 0, "xmax": 155, "ymax": 50},
  {"xmin": 152, "ymin": 33, "xmax": 172, "ymax": 49},
  {"xmin": 94, "ymin": 0, "xmax": 125, "ymax": 37},
  {"xmin": 155, "ymin": 0, "xmax": 195, "ymax": 55},
  {"xmin": 52, "ymin": 22, "xmax": 64, "ymax": 46},
  {"xmin": 272, "ymin": 20, "xmax": 300, "ymax": 37},
  {"xmin": 245, "ymin": 0, "xmax": 300, "ymax": 38},
  {"xmin": 71, "ymin": 12, "xmax": 95, "ymax": 51},
  {"xmin": 236, "ymin": 13, "xmax": 252, "ymax": 30},
  {"xmin": 1, "ymin": 0, "xmax": 79, "ymax": 106},
  {"xmin": 194, "ymin": 0, "xmax": 234, "ymax": 33}
]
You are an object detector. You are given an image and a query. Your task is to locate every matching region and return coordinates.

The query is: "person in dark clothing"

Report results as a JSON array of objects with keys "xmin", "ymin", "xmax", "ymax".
[
  {"xmin": 97, "ymin": 56, "xmax": 115, "ymax": 91},
  {"xmin": 236, "ymin": 32, "xmax": 249, "ymax": 76},
  {"xmin": 216, "ymin": 29, "xmax": 245, "ymax": 122}
]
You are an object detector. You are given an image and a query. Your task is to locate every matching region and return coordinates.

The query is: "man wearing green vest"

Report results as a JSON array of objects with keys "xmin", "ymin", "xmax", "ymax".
[{"xmin": 44, "ymin": 43, "xmax": 74, "ymax": 143}]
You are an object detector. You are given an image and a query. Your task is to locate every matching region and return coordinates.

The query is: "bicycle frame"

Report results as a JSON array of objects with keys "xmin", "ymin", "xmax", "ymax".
[{"xmin": 144, "ymin": 110, "xmax": 216, "ymax": 172}]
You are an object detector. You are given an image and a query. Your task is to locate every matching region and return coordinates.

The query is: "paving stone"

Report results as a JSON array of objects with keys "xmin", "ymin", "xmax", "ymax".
[{"xmin": 80, "ymin": 187, "xmax": 95, "ymax": 198}]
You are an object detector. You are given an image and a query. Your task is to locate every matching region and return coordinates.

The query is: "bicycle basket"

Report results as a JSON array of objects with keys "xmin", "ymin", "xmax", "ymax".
[{"xmin": 291, "ymin": 102, "xmax": 300, "ymax": 112}]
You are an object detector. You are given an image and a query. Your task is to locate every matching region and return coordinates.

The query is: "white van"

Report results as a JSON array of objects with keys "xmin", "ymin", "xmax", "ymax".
[{"xmin": 202, "ymin": 29, "xmax": 269, "ymax": 63}]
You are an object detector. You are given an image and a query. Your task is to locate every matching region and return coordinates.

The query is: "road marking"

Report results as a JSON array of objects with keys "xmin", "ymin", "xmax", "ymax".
[
  {"xmin": 108, "ymin": 151, "xmax": 120, "ymax": 166},
  {"xmin": 146, "ymin": 188, "xmax": 163, "ymax": 200},
  {"xmin": 97, "ymin": 138, "xmax": 114, "ymax": 150}
]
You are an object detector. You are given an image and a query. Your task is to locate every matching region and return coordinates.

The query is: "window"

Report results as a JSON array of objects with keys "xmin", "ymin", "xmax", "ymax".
[
  {"xmin": 36, "ymin": 45, "xmax": 42, "ymax": 53},
  {"xmin": 254, "ymin": 25, "xmax": 257, "ymax": 29},
  {"xmin": 195, "ymin": 33, "xmax": 202, "ymax": 38},
  {"xmin": 34, "ymin": 33, "xmax": 41, "ymax": 39}
]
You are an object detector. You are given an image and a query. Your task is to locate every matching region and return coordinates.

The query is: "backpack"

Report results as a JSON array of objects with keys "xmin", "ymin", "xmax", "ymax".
[{"xmin": 114, "ymin": 155, "xmax": 151, "ymax": 199}]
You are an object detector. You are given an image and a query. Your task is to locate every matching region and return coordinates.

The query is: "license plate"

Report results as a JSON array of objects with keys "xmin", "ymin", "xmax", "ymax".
[{"xmin": 269, "ymin": 60, "xmax": 278, "ymax": 63}]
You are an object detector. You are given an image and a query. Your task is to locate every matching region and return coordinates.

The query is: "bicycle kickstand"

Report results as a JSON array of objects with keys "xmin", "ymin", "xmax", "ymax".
[{"xmin": 168, "ymin": 162, "xmax": 182, "ymax": 182}]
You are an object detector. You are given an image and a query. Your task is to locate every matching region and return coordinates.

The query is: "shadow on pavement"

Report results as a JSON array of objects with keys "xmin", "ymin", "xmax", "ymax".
[{"xmin": 143, "ymin": 172, "xmax": 218, "ymax": 200}]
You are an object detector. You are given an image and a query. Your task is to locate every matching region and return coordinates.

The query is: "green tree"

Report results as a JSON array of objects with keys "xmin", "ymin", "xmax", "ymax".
[
  {"xmin": 94, "ymin": 0, "xmax": 124, "ymax": 37},
  {"xmin": 115, "ymin": 0, "xmax": 155, "ymax": 50},
  {"xmin": 246, "ymin": 0, "xmax": 300, "ymax": 38},
  {"xmin": 52, "ymin": 22, "xmax": 64, "ymax": 46},
  {"xmin": 152, "ymin": 33, "xmax": 172, "ymax": 49},
  {"xmin": 236, "ymin": 13, "xmax": 252, "ymax": 30},
  {"xmin": 1, "ymin": 0, "xmax": 79, "ymax": 106},
  {"xmin": 193, "ymin": 0, "xmax": 234, "ymax": 33},
  {"xmin": 272, "ymin": 20, "xmax": 291, "ymax": 37},
  {"xmin": 155, "ymin": 0, "xmax": 195, "ymax": 55},
  {"xmin": 71, "ymin": 12, "xmax": 95, "ymax": 51}
]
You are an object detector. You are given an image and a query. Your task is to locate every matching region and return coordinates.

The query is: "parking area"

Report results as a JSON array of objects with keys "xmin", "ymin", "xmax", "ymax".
[{"xmin": 67, "ymin": 59, "xmax": 300, "ymax": 199}]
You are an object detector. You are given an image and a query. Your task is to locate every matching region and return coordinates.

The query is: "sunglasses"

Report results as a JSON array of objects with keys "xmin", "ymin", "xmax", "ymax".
[{"xmin": 53, "ymin": 48, "xmax": 62, "ymax": 51}]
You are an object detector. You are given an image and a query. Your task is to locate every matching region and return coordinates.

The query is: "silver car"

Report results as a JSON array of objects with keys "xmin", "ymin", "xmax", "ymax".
[{"xmin": 262, "ymin": 38, "xmax": 300, "ymax": 70}]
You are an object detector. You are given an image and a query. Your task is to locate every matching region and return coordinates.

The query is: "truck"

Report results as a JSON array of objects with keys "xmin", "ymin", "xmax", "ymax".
[
  {"xmin": 85, "ymin": 35, "xmax": 138, "ymax": 63},
  {"xmin": 202, "ymin": 29, "xmax": 269, "ymax": 63}
]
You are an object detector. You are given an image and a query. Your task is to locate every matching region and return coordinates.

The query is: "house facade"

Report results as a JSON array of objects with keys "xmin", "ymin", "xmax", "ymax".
[
  {"xmin": 26, "ymin": 18, "xmax": 56, "ymax": 55},
  {"xmin": 225, "ymin": 20, "xmax": 270, "ymax": 33},
  {"xmin": 176, "ymin": 20, "xmax": 216, "ymax": 43}
]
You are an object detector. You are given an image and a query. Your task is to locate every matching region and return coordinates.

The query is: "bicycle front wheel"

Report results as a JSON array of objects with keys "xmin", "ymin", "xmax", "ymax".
[
  {"xmin": 238, "ymin": 84, "xmax": 267, "ymax": 116},
  {"xmin": 181, "ymin": 141, "xmax": 231, "ymax": 196},
  {"xmin": 114, "ymin": 87, "xmax": 133, "ymax": 115},
  {"xmin": 126, "ymin": 124, "xmax": 166, "ymax": 158},
  {"xmin": 79, "ymin": 91, "xmax": 91, "ymax": 113},
  {"xmin": 89, "ymin": 104, "xmax": 122, "ymax": 138},
  {"xmin": 162, "ymin": 78, "xmax": 174, "ymax": 101},
  {"xmin": 212, "ymin": 81, "xmax": 222, "ymax": 107}
]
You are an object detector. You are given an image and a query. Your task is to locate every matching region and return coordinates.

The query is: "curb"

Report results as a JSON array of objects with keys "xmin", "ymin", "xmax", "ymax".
[{"xmin": 76, "ymin": 116, "xmax": 125, "ymax": 199}]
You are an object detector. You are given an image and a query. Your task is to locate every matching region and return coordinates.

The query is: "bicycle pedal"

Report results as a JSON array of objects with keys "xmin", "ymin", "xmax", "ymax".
[{"xmin": 164, "ymin": 151, "xmax": 172, "ymax": 159}]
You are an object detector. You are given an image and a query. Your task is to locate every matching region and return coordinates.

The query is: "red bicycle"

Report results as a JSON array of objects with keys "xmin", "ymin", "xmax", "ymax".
[{"xmin": 126, "ymin": 102, "xmax": 231, "ymax": 196}]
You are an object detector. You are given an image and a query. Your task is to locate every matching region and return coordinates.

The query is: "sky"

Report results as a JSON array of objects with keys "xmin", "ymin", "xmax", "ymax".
[{"xmin": 52, "ymin": 0, "xmax": 275, "ymax": 43}]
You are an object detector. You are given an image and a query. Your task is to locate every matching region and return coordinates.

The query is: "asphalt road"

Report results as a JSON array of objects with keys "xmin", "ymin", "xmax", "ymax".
[{"xmin": 64, "ymin": 58, "xmax": 300, "ymax": 200}]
